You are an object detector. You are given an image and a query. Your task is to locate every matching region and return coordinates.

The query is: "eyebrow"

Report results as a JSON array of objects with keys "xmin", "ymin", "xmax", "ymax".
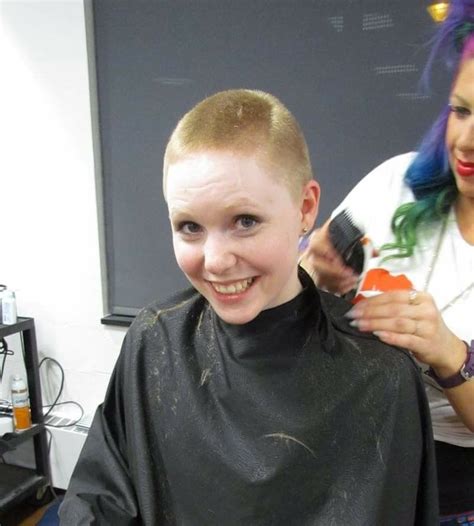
[
  {"xmin": 168, "ymin": 208, "xmax": 192, "ymax": 220},
  {"xmin": 450, "ymin": 94, "xmax": 471, "ymax": 107},
  {"xmin": 169, "ymin": 198, "xmax": 260, "ymax": 216},
  {"xmin": 221, "ymin": 199, "xmax": 260, "ymax": 211}
]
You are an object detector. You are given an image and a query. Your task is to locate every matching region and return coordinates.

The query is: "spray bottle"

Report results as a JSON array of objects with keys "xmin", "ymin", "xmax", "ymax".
[
  {"xmin": 11, "ymin": 375, "xmax": 32, "ymax": 431},
  {"xmin": 2, "ymin": 289, "xmax": 17, "ymax": 325}
]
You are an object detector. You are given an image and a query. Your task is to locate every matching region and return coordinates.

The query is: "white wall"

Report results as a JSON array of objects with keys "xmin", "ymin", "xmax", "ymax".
[{"xmin": 0, "ymin": 0, "xmax": 126, "ymax": 418}]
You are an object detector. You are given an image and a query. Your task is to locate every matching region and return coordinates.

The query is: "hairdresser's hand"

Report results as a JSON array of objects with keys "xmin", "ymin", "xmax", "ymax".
[
  {"xmin": 299, "ymin": 219, "xmax": 359, "ymax": 294},
  {"xmin": 345, "ymin": 289, "xmax": 467, "ymax": 372}
]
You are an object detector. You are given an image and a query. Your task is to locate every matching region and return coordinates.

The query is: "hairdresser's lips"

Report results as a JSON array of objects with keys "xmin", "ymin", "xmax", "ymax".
[{"xmin": 456, "ymin": 159, "xmax": 474, "ymax": 177}]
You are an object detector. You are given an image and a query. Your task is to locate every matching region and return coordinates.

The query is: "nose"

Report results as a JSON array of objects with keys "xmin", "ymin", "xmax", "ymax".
[
  {"xmin": 457, "ymin": 118, "xmax": 474, "ymax": 153},
  {"xmin": 203, "ymin": 233, "xmax": 237, "ymax": 275}
]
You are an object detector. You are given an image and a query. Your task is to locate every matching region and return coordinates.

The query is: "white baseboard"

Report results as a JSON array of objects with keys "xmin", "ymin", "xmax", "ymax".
[{"xmin": 44, "ymin": 414, "xmax": 89, "ymax": 490}]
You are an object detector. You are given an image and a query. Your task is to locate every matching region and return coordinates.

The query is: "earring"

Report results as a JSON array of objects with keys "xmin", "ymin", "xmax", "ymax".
[{"xmin": 302, "ymin": 227, "xmax": 308, "ymax": 235}]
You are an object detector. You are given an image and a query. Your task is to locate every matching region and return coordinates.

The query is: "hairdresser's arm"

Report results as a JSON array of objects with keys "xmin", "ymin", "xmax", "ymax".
[
  {"xmin": 346, "ymin": 290, "xmax": 474, "ymax": 432},
  {"xmin": 300, "ymin": 219, "xmax": 359, "ymax": 294}
]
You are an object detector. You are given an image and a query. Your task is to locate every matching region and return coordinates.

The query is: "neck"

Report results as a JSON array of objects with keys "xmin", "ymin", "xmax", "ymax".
[{"xmin": 455, "ymin": 195, "xmax": 474, "ymax": 245}]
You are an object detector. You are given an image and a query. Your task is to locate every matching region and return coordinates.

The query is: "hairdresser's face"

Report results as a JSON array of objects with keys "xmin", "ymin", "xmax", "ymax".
[
  {"xmin": 166, "ymin": 150, "xmax": 318, "ymax": 325},
  {"xmin": 446, "ymin": 57, "xmax": 474, "ymax": 200}
]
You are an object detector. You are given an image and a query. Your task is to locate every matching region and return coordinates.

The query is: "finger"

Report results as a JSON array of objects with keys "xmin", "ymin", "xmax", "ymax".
[
  {"xmin": 338, "ymin": 277, "xmax": 359, "ymax": 293},
  {"xmin": 317, "ymin": 258, "xmax": 356, "ymax": 279},
  {"xmin": 322, "ymin": 277, "xmax": 359, "ymax": 295},
  {"xmin": 348, "ymin": 303, "xmax": 421, "ymax": 323},
  {"xmin": 307, "ymin": 221, "xmax": 346, "ymax": 264},
  {"xmin": 302, "ymin": 250, "xmax": 355, "ymax": 281},
  {"xmin": 373, "ymin": 330, "xmax": 426, "ymax": 357},
  {"xmin": 306, "ymin": 237, "xmax": 342, "ymax": 264},
  {"xmin": 355, "ymin": 289, "xmax": 425, "ymax": 309},
  {"xmin": 351, "ymin": 315, "xmax": 420, "ymax": 335}
]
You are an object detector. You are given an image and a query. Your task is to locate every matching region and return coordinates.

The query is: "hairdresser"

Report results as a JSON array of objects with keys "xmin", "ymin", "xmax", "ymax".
[{"xmin": 300, "ymin": 1, "xmax": 474, "ymax": 523}]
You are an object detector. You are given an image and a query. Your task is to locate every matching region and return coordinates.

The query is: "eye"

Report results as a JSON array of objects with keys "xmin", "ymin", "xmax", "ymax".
[
  {"xmin": 235, "ymin": 214, "xmax": 259, "ymax": 230},
  {"xmin": 449, "ymin": 104, "xmax": 471, "ymax": 119},
  {"xmin": 177, "ymin": 221, "xmax": 202, "ymax": 235}
]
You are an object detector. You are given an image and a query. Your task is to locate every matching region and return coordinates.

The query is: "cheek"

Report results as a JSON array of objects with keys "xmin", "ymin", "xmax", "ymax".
[
  {"xmin": 445, "ymin": 116, "xmax": 457, "ymax": 153},
  {"xmin": 256, "ymin": 230, "xmax": 299, "ymax": 267},
  {"xmin": 172, "ymin": 240, "xmax": 201, "ymax": 276}
]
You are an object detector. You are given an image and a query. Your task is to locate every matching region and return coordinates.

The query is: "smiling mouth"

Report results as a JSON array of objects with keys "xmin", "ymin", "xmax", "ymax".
[{"xmin": 211, "ymin": 278, "xmax": 254, "ymax": 294}]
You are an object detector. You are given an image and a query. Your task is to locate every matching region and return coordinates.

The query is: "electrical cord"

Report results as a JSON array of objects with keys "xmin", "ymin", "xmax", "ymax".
[
  {"xmin": 38, "ymin": 356, "xmax": 84, "ymax": 426},
  {"xmin": 0, "ymin": 338, "xmax": 14, "ymax": 382},
  {"xmin": 39, "ymin": 356, "xmax": 64, "ymax": 419}
]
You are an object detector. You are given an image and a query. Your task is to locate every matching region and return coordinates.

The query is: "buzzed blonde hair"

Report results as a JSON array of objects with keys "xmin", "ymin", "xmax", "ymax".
[{"xmin": 163, "ymin": 89, "xmax": 313, "ymax": 199}]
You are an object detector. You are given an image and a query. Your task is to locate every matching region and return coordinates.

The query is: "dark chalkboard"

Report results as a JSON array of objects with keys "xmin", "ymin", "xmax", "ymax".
[{"xmin": 91, "ymin": 0, "xmax": 449, "ymax": 316}]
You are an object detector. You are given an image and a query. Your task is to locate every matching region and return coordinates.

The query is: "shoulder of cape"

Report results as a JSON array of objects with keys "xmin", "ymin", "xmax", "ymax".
[
  {"xmin": 318, "ymin": 288, "xmax": 418, "ymax": 371},
  {"xmin": 128, "ymin": 286, "xmax": 207, "ymax": 335}
]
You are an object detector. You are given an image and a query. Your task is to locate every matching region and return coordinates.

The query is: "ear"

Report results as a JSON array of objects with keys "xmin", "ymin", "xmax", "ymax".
[{"xmin": 299, "ymin": 180, "xmax": 320, "ymax": 232}]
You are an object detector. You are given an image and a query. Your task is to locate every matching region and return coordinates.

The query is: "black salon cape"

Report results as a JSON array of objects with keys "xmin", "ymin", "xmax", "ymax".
[{"xmin": 60, "ymin": 270, "xmax": 438, "ymax": 525}]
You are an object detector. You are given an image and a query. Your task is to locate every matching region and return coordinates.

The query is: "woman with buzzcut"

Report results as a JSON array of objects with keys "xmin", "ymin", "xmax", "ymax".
[{"xmin": 60, "ymin": 89, "xmax": 437, "ymax": 525}]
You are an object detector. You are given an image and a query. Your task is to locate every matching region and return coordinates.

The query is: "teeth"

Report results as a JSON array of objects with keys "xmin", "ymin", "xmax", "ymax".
[{"xmin": 213, "ymin": 278, "xmax": 253, "ymax": 294}]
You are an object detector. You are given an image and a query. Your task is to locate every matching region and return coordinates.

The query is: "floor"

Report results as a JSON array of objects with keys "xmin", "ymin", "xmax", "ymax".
[
  {"xmin": 0, "ymin": 492, "xmax": 63, "ymax": 526},
  {"xmin": 1, "ymin": 504, "xmax": 49, "ymax": 526}
]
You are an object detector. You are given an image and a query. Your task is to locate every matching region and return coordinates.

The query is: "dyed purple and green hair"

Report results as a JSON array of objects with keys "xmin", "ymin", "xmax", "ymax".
[{"xmin": 382, "ymin": 0, "xmax": 474, "ymax": 259}]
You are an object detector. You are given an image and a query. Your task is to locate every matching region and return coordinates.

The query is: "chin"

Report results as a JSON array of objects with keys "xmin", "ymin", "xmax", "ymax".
[
  {"xmin": 212, "ymin": 305, "xmax": 262, "ymax": 325},
  {"xmin": 214, "ymin": 312, "xmax": 258, "ymax": 325}
]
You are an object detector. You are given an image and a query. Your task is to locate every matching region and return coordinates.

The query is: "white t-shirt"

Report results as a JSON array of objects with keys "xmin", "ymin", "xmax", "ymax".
[{"xmin": 334, "ymin": 152, "xmax": 474, "ymax": 447}]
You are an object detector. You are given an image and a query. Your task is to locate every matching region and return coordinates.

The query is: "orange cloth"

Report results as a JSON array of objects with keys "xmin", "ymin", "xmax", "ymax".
[{"xmin": 353, "ymin": 268, "xmax": 413, "ymax": 304}]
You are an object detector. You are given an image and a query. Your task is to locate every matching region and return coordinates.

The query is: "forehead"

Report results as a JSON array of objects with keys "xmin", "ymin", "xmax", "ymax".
[
  {"xmin": 452, "ymin": 57, "xmax": 474, "ymax": 97},
  {"xmin": 165, "ymin": 150, "xmax": 294, "ymax": 208}
]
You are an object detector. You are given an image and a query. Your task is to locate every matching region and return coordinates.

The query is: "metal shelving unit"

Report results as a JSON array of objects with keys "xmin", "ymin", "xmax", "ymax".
[{"xmin": 0, "ymin": 317, "xmax": 51, "ymax": 513}]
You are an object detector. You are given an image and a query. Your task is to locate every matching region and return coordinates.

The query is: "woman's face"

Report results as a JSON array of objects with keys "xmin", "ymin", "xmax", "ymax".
[
  {"xmin": 446, "ymin": 57, "xmax": 474, "ymax": 200},
  {"xmin": 166, "ymin": 150, "xmax": 319, "ymax": 325}
]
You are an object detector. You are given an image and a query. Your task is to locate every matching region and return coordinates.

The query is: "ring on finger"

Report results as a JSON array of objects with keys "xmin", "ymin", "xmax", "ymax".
[{"xmin": 408, "ymin": 289, "xmax": 419, "ymax": 305}]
